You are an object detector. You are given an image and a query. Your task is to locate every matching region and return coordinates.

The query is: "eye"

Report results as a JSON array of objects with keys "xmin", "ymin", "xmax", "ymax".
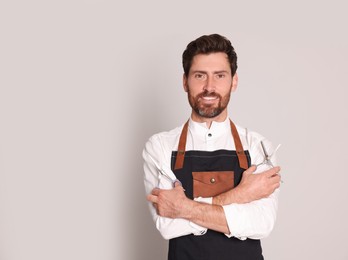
[
  {"xmin": 216, "ymin": 73, "xmax": 225, "ymax": 79},
  {"xmin": 194, "ymin": 73, "xmax": 206, "ymax": 80}
]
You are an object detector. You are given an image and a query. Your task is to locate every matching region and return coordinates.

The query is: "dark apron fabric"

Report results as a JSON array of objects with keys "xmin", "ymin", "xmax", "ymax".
[{"xmin": 168, "ymin": 120, "xmax": 263, "ymax": 260}]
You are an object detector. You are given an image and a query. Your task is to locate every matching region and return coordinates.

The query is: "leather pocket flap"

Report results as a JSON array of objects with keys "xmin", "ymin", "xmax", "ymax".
[{"xmin": 192, "ymin": 171, "xmax": 234, "ymax": 198}]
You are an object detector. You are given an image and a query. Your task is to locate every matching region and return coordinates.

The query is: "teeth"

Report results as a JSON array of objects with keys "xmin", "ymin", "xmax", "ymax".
[{"xmin": 203, "ymin": 96, "xmax": 217, "ymax": 100}]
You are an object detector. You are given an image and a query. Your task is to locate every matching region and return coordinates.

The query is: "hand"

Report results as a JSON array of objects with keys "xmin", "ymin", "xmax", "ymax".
[
  {"xmin": 147, "ymin": 182, "xmax": 191, "ymax": 219},
  {"xmin": 213, "ymin": 165, "xmax": 281, "ymax": 205},
  {"xmin": 236, "ymin": 165, "xmax": 281, "ymax": 203}
]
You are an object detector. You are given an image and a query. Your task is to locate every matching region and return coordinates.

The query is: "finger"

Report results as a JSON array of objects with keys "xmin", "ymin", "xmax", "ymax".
[
  {"xmin": 245, "ymin": 165, "xmax": 257, "ymax": 175},
  {"xmin": 269, "ymin": 175, "xmax": 281, "ymax": 186},
  {"xmin": 174, "ymin": 180, "xmax": 186, "ymax": 192},
  {"xmin": 265, "ymin": 166, "xmax": 281, "ymax": 177},
  {"xmin": 174, "ymin": 180, "xmax": 182, "ymax": 187},
  {"xmin": 266, "ymin": 178, "xmax": 281, "ymax": 193},
  {"xmin": 151, "ymin": 187, "xmax": 161, "ymax": 195},
  {"xmin": 147, "ymin": 194, "xmax": 158, "ymax": 203},
  {"xmin": 271, "ymin": 173, "xmax": 281, "ymax": 179},
  {"xmin": 271, "ymin": 174, "xmax": 281, "ymax": 182},
  {"xmin": 272, "ymin": 181, "xmax": 281, "ymax": 190}
]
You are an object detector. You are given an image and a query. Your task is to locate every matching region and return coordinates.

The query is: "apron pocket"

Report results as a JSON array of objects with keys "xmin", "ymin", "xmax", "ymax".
[{"xmin": 192, "ymin": 171, "xmax": 234, "ymax": 198}]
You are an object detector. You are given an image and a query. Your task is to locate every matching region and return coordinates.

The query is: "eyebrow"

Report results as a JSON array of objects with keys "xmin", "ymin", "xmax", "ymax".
[
  {"xmin": 191, "ymin": 70, "xmax": 229, "ymax": 74},
  {"xmin": 213, "ymin": 70, "xmax": 229, "ymax": 74}
]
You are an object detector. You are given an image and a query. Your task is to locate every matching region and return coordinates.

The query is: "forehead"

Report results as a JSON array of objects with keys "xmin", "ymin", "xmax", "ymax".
[{"xmin": 190, "ymin": 52, "xmax": 231, "ymax": 72}]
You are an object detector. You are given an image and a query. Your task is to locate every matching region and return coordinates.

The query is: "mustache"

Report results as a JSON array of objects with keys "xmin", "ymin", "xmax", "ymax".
[{"xmin": 197, "ymin": 90, "xmax": 222, "ymax": 99}]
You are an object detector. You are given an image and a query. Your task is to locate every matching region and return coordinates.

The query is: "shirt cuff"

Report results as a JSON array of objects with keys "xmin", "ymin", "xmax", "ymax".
[
  {"xmin": 194, "ymin": 196, "xmax": 213, "ymax": 204},
  {"xmin": 222, "ymin": 204, "xmax": 247, "ymax": 240},
  {"xmin": 189, "ymin": 222, "xmax": 207, "ymax": 236}
]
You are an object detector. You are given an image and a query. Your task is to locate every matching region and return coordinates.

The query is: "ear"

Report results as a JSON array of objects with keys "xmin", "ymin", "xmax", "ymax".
[
  {"xmin": 231, "ymin": 73, "xmax": 238, "ymax": 92},
  {"xmin": 183, "ymin": 74, "xmax": 188, "ymax": 92}
]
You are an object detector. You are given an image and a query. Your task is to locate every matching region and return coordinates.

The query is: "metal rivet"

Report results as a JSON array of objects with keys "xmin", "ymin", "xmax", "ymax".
[{"xmin": 210, "ymin": 178, "xmax": 216, "ymax": 184}]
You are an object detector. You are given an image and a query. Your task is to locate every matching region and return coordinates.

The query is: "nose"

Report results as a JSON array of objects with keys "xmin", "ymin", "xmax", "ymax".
[{"xmin": 203, "ymin": 76, "xmax": 215, "ymax": 92}]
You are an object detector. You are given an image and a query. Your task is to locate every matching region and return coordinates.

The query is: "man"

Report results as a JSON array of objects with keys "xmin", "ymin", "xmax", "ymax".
[{"xmin": 143, "ymin": 34, "xmax": 281, "ymax": 260}]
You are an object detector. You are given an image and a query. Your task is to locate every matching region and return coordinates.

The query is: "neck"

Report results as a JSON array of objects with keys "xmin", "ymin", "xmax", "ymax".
[{"xmin": 190, "ymin": 109, "xmax": 228, "ymax": 128}]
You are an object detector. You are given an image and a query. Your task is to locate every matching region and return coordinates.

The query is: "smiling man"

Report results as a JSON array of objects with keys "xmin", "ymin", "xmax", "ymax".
[
  {"xmin": 143, "ymin": 34, "xmax": 281, "ymax": 260},
  {"xmin": 185, "ymin": 52, "xmax": 236, "ymax": 125}
]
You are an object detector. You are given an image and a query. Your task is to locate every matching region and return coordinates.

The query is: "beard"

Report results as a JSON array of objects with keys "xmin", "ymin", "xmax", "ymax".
[{"xmin": 187, "ymin": 88, "xmax": 231, "ymax": 118}]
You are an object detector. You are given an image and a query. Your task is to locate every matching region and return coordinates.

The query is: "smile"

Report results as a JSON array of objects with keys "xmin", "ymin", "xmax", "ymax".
[{"xmin": 202, "ymin": 96, "xmax": 218, "ymax": 101}]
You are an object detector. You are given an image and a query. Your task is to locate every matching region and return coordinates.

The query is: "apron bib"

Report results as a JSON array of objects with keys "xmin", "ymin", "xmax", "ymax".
[{"xmin": 168, "ymin": 120, "xmax": 263, "ymax": 260}]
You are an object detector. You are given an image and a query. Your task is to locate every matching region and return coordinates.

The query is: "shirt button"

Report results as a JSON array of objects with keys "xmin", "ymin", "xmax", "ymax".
[
  {"xmin": 210, "ymin": 178, "xmax": 216, "ymax": 184},
  {"xmin": 208, "ymin": 133, "xmax": 212, "ymax": 137}
]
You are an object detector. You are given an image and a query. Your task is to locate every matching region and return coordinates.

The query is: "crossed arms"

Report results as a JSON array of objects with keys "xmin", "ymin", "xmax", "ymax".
[{"xmin": 143, "ymin": 134, "xmax": 281, "ymax": 240}]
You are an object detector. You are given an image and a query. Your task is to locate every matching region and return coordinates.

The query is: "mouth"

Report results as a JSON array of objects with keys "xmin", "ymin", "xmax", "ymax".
[
  {"xmin": 202, "ymin": 96, "xmax": 218, "ymax": 100},
  {"xmin": 199, "ymin": 94, "xmax": 220, "ymax": 103}
]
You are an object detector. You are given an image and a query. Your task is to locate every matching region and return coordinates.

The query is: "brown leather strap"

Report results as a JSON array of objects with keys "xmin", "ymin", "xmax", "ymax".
[
  {"xmin": 174, "ymin": 119, "xmax": 248, "ymax": 170},
  {"xmin": 174, "ymin": 120, "xmax": 189, "ymax": 170},
  {"xmin": 230, "ymin": 120, "xmax": 248, "ymax": 170}
]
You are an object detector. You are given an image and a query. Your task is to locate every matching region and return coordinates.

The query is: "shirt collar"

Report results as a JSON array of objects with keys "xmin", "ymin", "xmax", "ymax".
[{"xmin": 188, "ymin": 117, "xmax": 230, "ymax": 138}]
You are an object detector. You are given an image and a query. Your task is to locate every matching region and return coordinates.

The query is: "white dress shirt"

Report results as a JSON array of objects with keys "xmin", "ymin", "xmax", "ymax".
[{"xmin": 143, "ymin": 117, "xmax": 280, "ymax": 240}]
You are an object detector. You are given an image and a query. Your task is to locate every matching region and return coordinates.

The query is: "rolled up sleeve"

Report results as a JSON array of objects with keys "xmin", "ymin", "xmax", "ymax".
[
  {"xmin": 223, "ymin": 189, "xmax": 279, "ymax": 240},
  {"xmin": 143, "ymin": 135, "xmax": 207, "ymax": 240},
  {"xmin": 222, "ymin": 130, "xmax": 281, "ymax": 240}
]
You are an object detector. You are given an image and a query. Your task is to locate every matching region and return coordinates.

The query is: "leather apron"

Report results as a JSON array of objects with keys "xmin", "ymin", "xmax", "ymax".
[{"xmin": 168, "ymin": 120, "xmax": 263, "ymax": 260}]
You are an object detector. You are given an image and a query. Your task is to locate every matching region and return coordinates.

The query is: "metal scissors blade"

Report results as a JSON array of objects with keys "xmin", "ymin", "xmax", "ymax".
[
  {"xmin": 260, "ymin": 141, "xmax": 269, "ymax": 159},
  {"xmin": 146, "ymin": 153, "xmax": 179, "ymax": 186},
  {"xmin": 260, "ymin": 140, "xmax": 273, "ymax": 167},
  {"xmin": 257, "ymin": 141, "xmax": 281, "ymax": 168},
  {"xmin": 256, "ymin": 141, "xmax": 283, "ymax": 183}
]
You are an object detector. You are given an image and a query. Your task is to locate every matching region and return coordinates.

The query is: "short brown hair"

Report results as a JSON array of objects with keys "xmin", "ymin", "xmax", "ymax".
[{"xmin": 182, "ymin": 34, "xmax": 238, "ymax": 77}]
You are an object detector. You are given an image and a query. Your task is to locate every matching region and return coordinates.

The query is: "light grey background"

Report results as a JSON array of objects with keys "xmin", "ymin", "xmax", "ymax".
[{"xmin": 1, "ymin": 0, "xmax": 347, "ymax": 259}]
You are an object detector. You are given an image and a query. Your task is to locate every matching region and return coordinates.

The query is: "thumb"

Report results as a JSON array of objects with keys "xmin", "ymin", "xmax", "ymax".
[
  {"xmin": 174, "ymin": 180, "xmax": 186, "ymax": 192},
  {"xmin": 174, "ymin": 180, "xmax": 182, "ymax": 187},
  {"xmin": 244, "ymin": 165, "xmax": 257, "ymax": 175}
]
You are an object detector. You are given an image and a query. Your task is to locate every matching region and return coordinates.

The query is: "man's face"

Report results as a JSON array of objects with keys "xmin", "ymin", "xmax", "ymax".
[{"xmin": 183, "ymin": 52, "xmax": 238, "ymax": 119}]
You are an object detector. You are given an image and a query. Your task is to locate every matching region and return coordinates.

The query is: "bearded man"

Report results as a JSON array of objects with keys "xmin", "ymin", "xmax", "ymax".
[{"xmin": 143, "ymin": 34, "xmax": 281, "ymax": 260}]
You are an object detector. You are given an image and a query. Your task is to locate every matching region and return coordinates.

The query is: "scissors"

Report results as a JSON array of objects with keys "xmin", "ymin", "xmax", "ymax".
[
  {"xmin": 146, "ymin": 153, "xmax": 182, "ymax": 188},
  {"xmin": 256, "ymin": 141, "xmax": 282, "ymax": 182},
  {"xmin": 256, "ymin": 141, "xmax": 281, "ymax": 168}
]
